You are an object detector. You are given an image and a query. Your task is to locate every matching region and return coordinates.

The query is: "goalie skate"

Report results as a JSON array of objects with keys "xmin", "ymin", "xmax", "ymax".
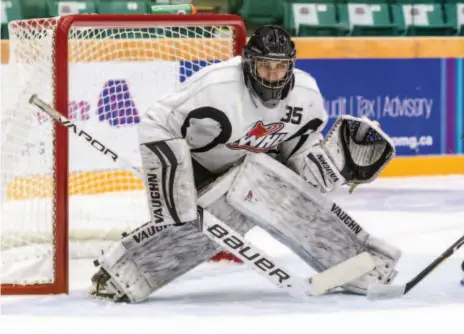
[{"xmin": 89, "ymin": 267, "xmax": 130, "ymax": 303}]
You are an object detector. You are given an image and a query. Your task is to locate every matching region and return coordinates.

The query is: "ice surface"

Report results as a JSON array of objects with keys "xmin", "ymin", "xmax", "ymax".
[{"xmin": 1, "ymin": 175, "xmax": 463, "ymax": 334}]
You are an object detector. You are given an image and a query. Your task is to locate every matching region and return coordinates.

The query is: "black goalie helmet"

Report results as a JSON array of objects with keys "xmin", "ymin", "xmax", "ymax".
[{"xmin": 242, "ymin": 25, "xmax": 296, "ymax": 107}]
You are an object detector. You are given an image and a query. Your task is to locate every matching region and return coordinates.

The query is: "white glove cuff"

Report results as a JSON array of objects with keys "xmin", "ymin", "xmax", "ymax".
[{"xmin": 302, "ymin": 144, "xmax": 346, "ymax": 193}]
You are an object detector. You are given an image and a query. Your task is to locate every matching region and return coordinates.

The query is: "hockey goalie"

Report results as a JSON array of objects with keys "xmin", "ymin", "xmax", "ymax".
[{"xmin": 90, "ymin": 25, "xmax": 401, "ymax": 302}]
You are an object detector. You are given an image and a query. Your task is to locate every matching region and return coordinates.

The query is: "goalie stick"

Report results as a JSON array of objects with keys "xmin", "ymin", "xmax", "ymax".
[
  {"xmin": 367, "ymin": 234, "xmax": 464, "ymax": 300},
  {"xmin": 29, "ymin": 94, "xmax": 375, "ymax": 298}
]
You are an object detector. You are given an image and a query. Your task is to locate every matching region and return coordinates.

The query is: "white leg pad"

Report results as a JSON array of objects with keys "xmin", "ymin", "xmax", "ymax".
[
  {"xmin": 95, "ymin": 241, "xmax": 154, "ymax": 303},
  {"xmin": 225, "ymin": 153, "xmax": 401, "ymax": 294}
]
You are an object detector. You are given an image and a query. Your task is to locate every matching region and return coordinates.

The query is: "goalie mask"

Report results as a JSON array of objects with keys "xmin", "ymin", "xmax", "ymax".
[{"xmin": 242, "ymin": 25, "xmax": 296, "ymax": 108}]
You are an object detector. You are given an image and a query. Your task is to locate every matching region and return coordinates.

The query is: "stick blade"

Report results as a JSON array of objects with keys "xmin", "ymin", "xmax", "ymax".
[
  {"xmin": 309, "ymin": 252, "xmax": 375, "ymax": 296},
  {"xmin": 367, "ymin": 283, "xmax": 406, "ymax": 300}
]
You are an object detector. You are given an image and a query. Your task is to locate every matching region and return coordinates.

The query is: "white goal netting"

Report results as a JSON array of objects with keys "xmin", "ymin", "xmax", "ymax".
[{"xmin": 1, "ymin": 16, "xmax": 239, "ymax": 287}]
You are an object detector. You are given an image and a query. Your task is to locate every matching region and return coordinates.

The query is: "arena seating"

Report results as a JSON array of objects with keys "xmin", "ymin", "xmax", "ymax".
[{"xmin": 1, "ymin": 1, "xmax": 463, "ymax": 38}]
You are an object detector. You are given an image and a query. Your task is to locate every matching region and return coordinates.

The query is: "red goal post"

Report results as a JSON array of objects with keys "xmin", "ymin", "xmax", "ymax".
[{"xmin": 1, "ymin": 14, "xmax": 246, "ymax": 295}]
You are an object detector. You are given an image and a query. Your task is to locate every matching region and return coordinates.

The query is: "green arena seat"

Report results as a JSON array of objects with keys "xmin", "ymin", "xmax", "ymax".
[
  {"xmin": 239, "ymin": 0, "xmax": 283, "ymax": 24},
  {"xmin": 1, "ymin": 0, "xmax": 24, "ymax": 39},
  {"xmin": 339, "ymin": 2, "xmax": 398, "ymax": 36},
  {"xmin": 21, "ymin": 0, "xmax": 51, "ymax": 19},
  {"xmin": 228, "ymin": 0, "xmax": 243, "ymax": 15},
  {"xmin": 98, "ymin": 0, "xmax": 149, "ymax": 14},
  {"xmin": 284, "ymin": 1, "xmax": 347, "ymax": 37},
  {"xmin": 393, "ymin": 1, "xmax": 455, "ymax": 35},
  {"xmin": 48, "ymin": 0, "xmax": 97, "ymax": 16},
  {"xmin": 2, "ymin": 0, "xmax": 23, "ymax": 21},
  {"xmin": 444, "ymin": 2, "xmax": 464, "ymax": 36}
]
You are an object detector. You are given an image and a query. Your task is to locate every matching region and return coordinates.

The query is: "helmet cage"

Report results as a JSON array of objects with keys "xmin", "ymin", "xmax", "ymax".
[{"xmin": 248, "ymin": 56, "xmax": 295, "ymax": 90}]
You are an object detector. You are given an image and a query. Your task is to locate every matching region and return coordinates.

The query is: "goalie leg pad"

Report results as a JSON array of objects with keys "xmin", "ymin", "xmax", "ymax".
[
  {"xmin": 140, "ymin": 138, "xmax": 197, "ymax": 226},
  {"xmin": 226, "ymin": 153, "xmax": 401, "ymax": 294},
  {"xmin": 92, "ymin": 221, "xmax": 220, "ymax": 302},
  {"xmin": 92, "ymin": 167, "xmax": 255, "ymax": 303}
]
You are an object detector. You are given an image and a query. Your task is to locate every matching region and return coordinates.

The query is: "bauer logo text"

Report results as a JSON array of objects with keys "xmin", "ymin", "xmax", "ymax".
[{"xmin": 207, "ymin": 224, "xmax": 291, "ymax": 285}]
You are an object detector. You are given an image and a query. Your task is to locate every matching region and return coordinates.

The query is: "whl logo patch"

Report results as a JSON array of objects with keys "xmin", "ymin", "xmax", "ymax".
[{"xmin": 226, "ymin": 121, "xmax": 287, "ymax": 153}]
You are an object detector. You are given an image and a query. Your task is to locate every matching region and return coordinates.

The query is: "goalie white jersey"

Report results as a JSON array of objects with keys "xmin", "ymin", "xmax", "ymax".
[{"xmin": 140, "ymin": 56, "xmax": 328, "ymax": 175}]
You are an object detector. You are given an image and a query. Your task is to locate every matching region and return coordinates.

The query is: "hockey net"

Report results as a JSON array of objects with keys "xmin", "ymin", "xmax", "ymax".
[{"xmin": 1, "ymin": 14, "xmax": 246, "ymax": 294}]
